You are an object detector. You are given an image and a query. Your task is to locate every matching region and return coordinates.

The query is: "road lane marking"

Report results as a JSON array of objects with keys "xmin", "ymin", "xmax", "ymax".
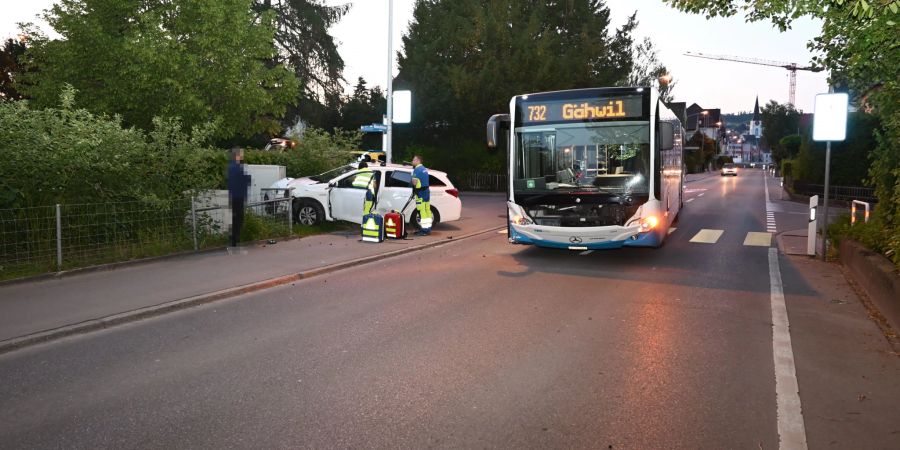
[
  {"xmin": 667, "ymin": 227, "xmax": 677, "ymax": 235},
  {"xmin": 579, "ymin": 250, "xmax": 594, "ymax": 255},
  {"xmin": 698, "ymin": 192, "xmax": 705, "ymax": 197},
  {"xmin": 686, "ymin": 198, "xmax": 695, "ymax": 203},
  {"xmin": 689, "ymin": 229, "xmax": 724, "ymax": 244},
  {"xmin": 744, "ymin": 232, "xmax": 773, "ymax": 247},
  {"xmin": 498, "ymin": 229, "xmax": 508, "ymax": 234},
  {"xmin": 768, "ymin": 248, "xmax": 809, "ymax": 449}
]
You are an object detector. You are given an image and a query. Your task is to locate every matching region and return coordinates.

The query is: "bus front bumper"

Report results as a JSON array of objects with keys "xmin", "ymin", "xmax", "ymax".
[{"xmin": 509, "ymin": 224, "xmax": 662, "ymax": 249}]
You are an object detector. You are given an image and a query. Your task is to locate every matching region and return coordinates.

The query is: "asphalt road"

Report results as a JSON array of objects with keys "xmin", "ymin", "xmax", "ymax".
[{"xmin": 1, "ymin": 171, "xmax": 898, "ymax": 449}]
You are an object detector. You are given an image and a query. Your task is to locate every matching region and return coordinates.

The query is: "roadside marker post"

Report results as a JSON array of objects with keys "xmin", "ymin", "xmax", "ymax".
[{"xmin": 807, "ymin": 195, "xmax": 818, "ymax": 256}]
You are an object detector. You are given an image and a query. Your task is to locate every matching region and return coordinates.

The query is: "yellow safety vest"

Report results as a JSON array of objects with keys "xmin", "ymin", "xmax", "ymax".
[{"xmin": 352, "ymin": 168, "xmax": 375, "ymax": 191}]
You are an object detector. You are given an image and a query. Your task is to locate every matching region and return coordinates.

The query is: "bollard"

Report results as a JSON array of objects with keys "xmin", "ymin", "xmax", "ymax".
[
  {"xmin": 807, "ymin": 195, "xmax": 818, "ymax": 256},
  {"xmin": 851, "ymin": 200, "xmax": 870, "ymax": 226}
]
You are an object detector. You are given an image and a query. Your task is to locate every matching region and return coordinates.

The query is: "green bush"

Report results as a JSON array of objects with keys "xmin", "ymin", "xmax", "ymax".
[
  {"xmin": 243, "ymin": 128, "xmax": 359, "ymax": 178},
  {"xmin": 715, "ymin": 155, "xmax": 734, "ymax": 169},
  {"xmin": 1, "ymin": 88, "xmax": 224, "ymax": 208},
  {"xmin": 829, "ymin": 213, "xmax": 899, "ymax": 267}
]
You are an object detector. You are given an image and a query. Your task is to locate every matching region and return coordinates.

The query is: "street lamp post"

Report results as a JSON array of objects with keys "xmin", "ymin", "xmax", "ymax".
[{"xmin": 385, "ymin": 0, "xmax": 394, "ymax": 165}]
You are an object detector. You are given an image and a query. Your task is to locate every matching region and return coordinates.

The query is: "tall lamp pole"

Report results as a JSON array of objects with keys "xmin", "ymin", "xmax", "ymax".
[{"xmin": 385, "ymin": 0, "xmax": 394, "ymax": 165}]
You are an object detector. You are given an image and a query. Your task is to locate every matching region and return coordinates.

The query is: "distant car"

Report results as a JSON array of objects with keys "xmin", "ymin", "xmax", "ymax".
[
  {"xmin": 268, "ymin": 163, "xmax": 462, "ymax": 227},
  {"xmin": 721, "ymin": 163, "xmax": 737, "ymax": 176},
  {"xmin": 264, "ymin": 138, "xmax": 296, "ymax": 152},
  {"xmin": 350, "ymin": 150, "xmax": 386, "ymax": 164}
]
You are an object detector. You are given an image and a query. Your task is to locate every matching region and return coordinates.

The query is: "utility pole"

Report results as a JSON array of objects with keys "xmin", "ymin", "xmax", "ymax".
[{"xmin": 385, "ymin": 0, "xmax": 394, "ymax": 165}]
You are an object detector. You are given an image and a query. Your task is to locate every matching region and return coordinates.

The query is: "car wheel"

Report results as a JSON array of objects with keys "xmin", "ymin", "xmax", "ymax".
[
  {"xmin": 293, "ymin": 199, "xmax": 324, "ymax": 226},
  {"xmin": 411, "ymin": 207, "xmax": 441, "ymax": 229}
]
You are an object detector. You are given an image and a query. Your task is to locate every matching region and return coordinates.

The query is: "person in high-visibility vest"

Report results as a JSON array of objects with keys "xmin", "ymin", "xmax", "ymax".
[
  {"xmin": 411, "ymin": 155, "xmax": 433, "ymax": 235},
  {"xmin": 352, "ymin": 162, "xmax": 377, "ymax": 215}
]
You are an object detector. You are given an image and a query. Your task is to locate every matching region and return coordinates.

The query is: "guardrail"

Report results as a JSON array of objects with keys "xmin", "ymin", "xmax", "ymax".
[
  {"xmin": 456, "ymin": 172, "xmax": 507, "ymax": 192},
  {"xmin": 791, "ymin": 181, "xmax": 877, "ymax": 203},
  {"xmin": 1, "ymin": 195, "xmax": 294, "ymax": 281}
]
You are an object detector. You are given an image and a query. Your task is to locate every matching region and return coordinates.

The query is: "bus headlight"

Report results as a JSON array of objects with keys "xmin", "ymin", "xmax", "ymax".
[
  {"xmin": 512, "ymin": 214, "xmax": 533, "ymax": 226},
  {"xmin": 640, "ymin": 216, "xmax": 659, "ymax": 231}
]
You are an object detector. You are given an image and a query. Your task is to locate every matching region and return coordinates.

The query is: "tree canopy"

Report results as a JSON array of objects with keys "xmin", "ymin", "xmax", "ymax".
[
  {"xmin": 396, "ymin": 0, "xmax": 649, "ymax": 143},
  {"xmin": 20, "ymin": 0, "xmax": 300, "ymax": 139}
]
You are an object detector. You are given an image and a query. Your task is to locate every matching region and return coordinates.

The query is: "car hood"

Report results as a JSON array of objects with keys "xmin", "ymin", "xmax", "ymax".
[{"xmin": 269, "ymin": 177, "xmax": 328, "ymax": 194}]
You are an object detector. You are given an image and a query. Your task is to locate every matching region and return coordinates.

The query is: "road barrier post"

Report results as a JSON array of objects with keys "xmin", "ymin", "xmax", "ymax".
[{"xmin": 807, "ymin": 195, "xmax": 818, "ymax": 256}]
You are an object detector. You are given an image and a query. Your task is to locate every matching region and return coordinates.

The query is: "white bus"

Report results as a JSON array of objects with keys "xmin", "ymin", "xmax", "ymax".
[{"xmin": 486, "ymin": 86, "xmax": 684, "ymax": 250}]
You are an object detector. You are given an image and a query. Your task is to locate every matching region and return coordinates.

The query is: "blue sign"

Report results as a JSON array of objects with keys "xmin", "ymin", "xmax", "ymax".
[{"xmin": 360, "ymin": 123, "xmax": 387, "ymax": 133}]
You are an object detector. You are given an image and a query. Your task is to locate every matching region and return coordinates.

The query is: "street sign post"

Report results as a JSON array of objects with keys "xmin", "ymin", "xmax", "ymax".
[{"xmin": 812, "ymin": 92, "xmax": 849, "ymax": 261}]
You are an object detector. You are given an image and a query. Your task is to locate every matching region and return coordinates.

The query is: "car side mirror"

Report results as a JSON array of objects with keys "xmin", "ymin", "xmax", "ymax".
[
  {"xmin": 658, "ymin": 122, "xmax": 675, "ymax": 151},
  {"xmin": 328, "ymin": 181, "xmax": 337, "ymax": 188}
]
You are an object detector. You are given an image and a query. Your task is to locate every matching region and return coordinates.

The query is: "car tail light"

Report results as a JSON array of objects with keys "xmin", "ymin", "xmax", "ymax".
[{"xmin": 445, "ymin": 188, "xmax": 459, "ymax": 198}]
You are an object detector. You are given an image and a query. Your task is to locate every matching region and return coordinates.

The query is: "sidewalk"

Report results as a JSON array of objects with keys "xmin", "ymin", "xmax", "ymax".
[{"xmin": 0, "ymin": 193, "xmax": 506, "ymax": 352}]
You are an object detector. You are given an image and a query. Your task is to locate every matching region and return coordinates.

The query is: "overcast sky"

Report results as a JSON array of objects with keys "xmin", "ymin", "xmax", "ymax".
[{"xmin": 2, "ymin": 0, "xmax": 829, "ymax": 114}]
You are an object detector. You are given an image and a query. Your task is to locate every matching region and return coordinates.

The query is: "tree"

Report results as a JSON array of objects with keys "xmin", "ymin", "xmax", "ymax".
[
  {"xmin": 760, "ymin": 100, "xmax": 800, "ymax": 158},
  {"xmin": 776, "ymin": 134, "xmax": 801, "ymax": 163},
  {"xmin": 664, "ymin": 0, "xmax": 900, "ymax": 263},
  {"xmin": 20, "ymin": 0, "xmax": 299, "ymax": 139},
  {"xmin": 623, "ymin": 34, "xmax": 675, "ymax": 102},
  {"xmin": 397, "ymin": 0, "xmax": 643, "ymax": 144},
  {"xmin": 254, "ymin": 0, "xmax": 348, "ymax": 101},
  {"xmin": 0, "ymin": 37, "xmax": 28, "ymax": 100}
]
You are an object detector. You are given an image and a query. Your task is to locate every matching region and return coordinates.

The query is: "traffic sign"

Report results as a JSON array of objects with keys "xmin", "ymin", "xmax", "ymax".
[{"xmin": 360, "ymin": 124, "xmax": 387, "ymax": 133}]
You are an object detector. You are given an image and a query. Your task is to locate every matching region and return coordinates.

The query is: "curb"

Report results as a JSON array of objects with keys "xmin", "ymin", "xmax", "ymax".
[
  {"xmin": 0, "ymin": 225, "xmax": 504, "ymax": 355},
  {"xmin": 839, "ymin": 239, "xmax": 900, "ymax": 333}
]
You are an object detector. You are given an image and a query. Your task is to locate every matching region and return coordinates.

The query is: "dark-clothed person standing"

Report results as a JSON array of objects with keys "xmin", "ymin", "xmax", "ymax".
[{"xmin": 227, "ymin": 147, "xmax": 251, "ymax": 249}]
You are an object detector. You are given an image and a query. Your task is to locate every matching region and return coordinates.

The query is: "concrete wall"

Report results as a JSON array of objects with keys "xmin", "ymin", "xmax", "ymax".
[{"xmin": 840, "ymin": 239, "xmax": 900, "ymax": 332}]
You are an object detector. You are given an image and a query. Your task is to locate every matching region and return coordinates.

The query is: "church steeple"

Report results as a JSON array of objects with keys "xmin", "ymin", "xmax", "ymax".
[
  {"xmin": 749, "ymin": 96, "xmax": 762, "ymax": 137},
  {"xmin": 752, "ymin": 96, "xmax": 760, "ymax": 123}
]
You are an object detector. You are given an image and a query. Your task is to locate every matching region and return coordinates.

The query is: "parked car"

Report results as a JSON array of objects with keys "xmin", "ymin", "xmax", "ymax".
[
  {"xmin": 721, "ymin": 163, "xmax": 737, "ymax": 176},
  {"xmin": 269, "ymin": 164, "xmax": 462, "ymax": 227}
]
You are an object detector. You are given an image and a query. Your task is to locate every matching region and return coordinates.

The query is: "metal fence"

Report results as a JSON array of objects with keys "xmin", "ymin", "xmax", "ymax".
[
  {"xmin": 455, "ymin": 172, "xmax": 507, "ymax": 192},
  {"xmin": 0, "ymin": 195, "xmax": 293, "ymax": 281},
  {"xmin": 791, "ymin": 181, "xmax": 877, "ymax": 203}
]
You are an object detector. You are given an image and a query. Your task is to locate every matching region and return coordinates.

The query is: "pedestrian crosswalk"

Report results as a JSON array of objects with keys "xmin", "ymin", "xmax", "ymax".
[{"xmin": 678, "ymin": 228, "xmax": 773, "ymax": 247}]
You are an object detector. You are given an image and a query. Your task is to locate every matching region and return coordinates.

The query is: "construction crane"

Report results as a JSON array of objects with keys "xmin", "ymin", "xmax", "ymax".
[{"xmin": 684, "ymin": 52, "xmax": 822, "ymax": 106}]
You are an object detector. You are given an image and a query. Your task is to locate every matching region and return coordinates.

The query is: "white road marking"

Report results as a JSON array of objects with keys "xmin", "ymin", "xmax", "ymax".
[
  {"xmin": 698, "ymin": 192, "xmax": 705, "ymax": 197},
  {"xmin": 768, "ymin": 248, "xmax": 809, "ymax": 449},
  {"xmin": 744, "ymin": 232, "xmax": 773, "ymax": 247},
  {"xmin": 667, "ymin": 227, "xmax": 677, "ymax": 235},
  {"xmin": 689, "ymin": 229, "xmax": 724, "ymax": 244},
  {"xmin": 686, "ymin": 198, "xmax": 695, "ymax": 203},
  {"xmin": 579, "ymin": 250, "xmax": 594, "ymax": 255},
  {"xmin": 497, "ymin": 229, "xmax": 508, "ymax": 234},
  {"xmin": 765, "ymin": 171, "xmax": 778, "ymax": 232}
]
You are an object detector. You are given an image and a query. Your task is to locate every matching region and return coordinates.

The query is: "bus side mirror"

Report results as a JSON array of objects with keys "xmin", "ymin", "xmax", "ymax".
[
  {"xmin": 659, "ymin": 122, "xmax": 675, "ymax": 151},
  {"xmin": 486, "ymin": 114, "xmax": 510, "ymax": 149}
]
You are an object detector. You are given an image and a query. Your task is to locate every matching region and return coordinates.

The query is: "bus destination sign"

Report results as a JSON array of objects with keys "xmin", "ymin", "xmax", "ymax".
[{"xmin": 519, "ymin": 95, "xmax": 644, "ymax": 124}]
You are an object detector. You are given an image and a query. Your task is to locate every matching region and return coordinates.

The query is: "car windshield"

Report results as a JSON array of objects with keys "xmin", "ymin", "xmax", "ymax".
[
  {"xmin": 724, "ymin": 163, "xmax": 735, "ymax": 169},
  {"xmin": 514, "ymin": 121, "xmax": 650, "ymax": 194},
  {"xmin": 310, "ymin": 165, "xmax": 356, "ymax": 182}
]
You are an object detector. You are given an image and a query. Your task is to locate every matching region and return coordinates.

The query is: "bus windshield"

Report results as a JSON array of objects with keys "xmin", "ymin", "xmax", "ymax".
[{"xmin": 514, "ymin": 121, "xmax": 650, "ymax": 194}]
